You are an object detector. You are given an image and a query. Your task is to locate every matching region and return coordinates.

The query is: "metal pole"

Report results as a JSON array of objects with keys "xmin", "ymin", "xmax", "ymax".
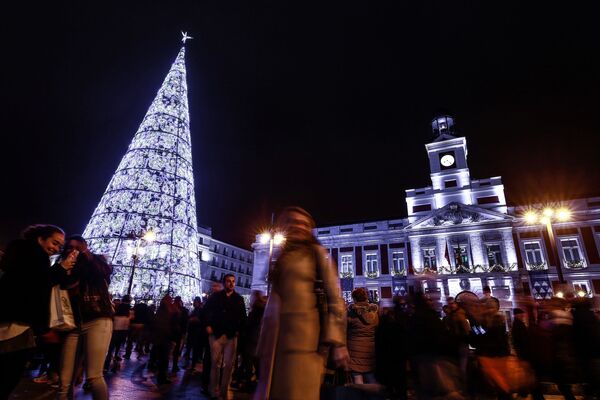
[
  {"xmin": 127, "ymin": 239, "xmax": 140, "ymax": 296},
  {"xmin": 127, "ymin": 254, "xmax": 137, "ymax": 296},
  {"xmin": 266, "ymin": 236, "xmax": 274, "ymax": 295},
  {"xmin": 545, "ymin": 221, "xmax": 565, "ymax": 284}
]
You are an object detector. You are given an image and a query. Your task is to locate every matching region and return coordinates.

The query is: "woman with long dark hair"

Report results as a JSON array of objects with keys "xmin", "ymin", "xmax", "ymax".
[
  {"xmin": 57, "ymin": 235, "xmax": 113, "ymax": 400},
  {"xmin": 0, "ymin": 224, "xmax": 76, "ymax": 399}
]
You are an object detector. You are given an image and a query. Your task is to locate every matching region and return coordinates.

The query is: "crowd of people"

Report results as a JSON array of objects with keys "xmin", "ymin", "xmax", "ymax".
[
  {"xmin": 0, "ymin": 224, "xmax": 258, "ymax": 400},
  {"xmin": 1, "ymin": 216, "xmax": 600, "ymax": 400}
]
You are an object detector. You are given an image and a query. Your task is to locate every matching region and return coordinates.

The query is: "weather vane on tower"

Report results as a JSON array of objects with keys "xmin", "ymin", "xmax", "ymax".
[{"xmin": 181, "ymin": 31, "xmax": 193, "ymax": 44}]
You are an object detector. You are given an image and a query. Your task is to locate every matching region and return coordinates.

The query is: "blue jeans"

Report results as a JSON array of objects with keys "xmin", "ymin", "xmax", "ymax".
[
  {"xmin": 351, "ymin": 371, "xmax": 376, "ymax": 384},
  {"xmin": 58, "ymin": 318, "xmax": 112, "ymax": 400}
]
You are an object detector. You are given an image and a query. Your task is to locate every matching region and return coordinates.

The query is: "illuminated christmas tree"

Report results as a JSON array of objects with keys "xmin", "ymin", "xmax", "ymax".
[{"xmin": 83, "ymin": 34, "xmax": 201, "ymax": 300}]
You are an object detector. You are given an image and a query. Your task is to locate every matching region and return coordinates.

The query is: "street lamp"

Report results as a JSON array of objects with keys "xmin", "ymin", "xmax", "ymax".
[
  {"xmin": 523, "ymin": 206, "xmax": 571, "ymax": 284},
  {"xmin": 260, "ymin": 230, "xmax": 285, "ymax": 294},
  {"xmin": 126, "ymin": 229, "xmax": 157, "ymax": 296}
]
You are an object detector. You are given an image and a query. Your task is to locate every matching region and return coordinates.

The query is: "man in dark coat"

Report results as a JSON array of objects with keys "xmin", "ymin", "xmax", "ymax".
[{"xmin": 204, "ymin": 274, "xmax": 247, "ymax": 399}]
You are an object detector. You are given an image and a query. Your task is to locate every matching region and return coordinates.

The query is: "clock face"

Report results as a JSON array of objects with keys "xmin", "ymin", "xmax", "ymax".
[{"xmin": 440, "ymin": 154, "xmax": 455, "ymax": 167}]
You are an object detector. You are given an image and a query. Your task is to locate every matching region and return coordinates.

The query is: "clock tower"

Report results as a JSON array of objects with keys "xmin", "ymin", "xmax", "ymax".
[
  {"xmin": 426, "ymin": 115, "xmax": 470, "ymax": 188},
  {"xmin": 405, "ymin": 115, "xmax": 507, "ymax": 222}
]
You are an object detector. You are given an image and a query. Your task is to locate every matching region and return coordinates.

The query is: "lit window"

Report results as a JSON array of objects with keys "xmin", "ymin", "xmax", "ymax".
[
  {"xmin": 572, "ymin": 280, "xmax": 591, "ymax": 296},
  {"xmin": 368, "ymin": 288, "xmax": 379, "ymax": 303},
  {"xmin": 340, "ymin": 254, "xmax": 353, "ymax": 276},
  {"xmin": 524, "ymin": 241, "xmax": 545, "ymax": 269},
  {"xmin": 391, "ymin": 252, "xmax": 405, "ymax": 275},
  {"xmin": 423, "ymin": 248, "xmax": 437, "ymax": 269},
  {"xmin": 561, "ymin": 238, "xmax": 585, "ymax": 268},
  {"xmin": 452, "ymin": 245, "xmax": 469, "ymax": 268},
  {"xmin": 365, "ymin": 253, "xmax": 379, "ymax": 275},
  {"xmin": 561, "ymin": 239, "xmax": 581, "ymax": 261},
  {"xmin": 486, "ymin": 244, "xmax": 503, "ymax": 266}
]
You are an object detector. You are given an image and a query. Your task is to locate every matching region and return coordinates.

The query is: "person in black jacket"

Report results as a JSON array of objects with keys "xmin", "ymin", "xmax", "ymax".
[
  {"xmin": 57, "ymin": 235, "xmax": 113, "ymax": 400},
  {"xmin": 183, "ymin": 296, "xmax": 205, "ymax": 371},
  {"xmin": 171, "ymin": 295, "xmax": 188, "ymax": 373},
  {"xmin": 511, "ymin": 308, "xmax": 545, "ymax": 400},
  {"xmin": 0, "ymin": 224, "xmax": 75, "ymax": 400},
  {"xmin": 571, "ymin": 297, "xmax": 600, "ymax": 398},
  {"xmin": 152, "ymin": 294, "xmax": 179, "ymax": 385},
  {"xmin": 204, "ymin": 274, "xmax": 247, "ymax": 400}
]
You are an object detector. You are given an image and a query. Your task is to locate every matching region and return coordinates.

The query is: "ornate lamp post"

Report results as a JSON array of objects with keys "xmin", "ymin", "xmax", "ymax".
[
  {"xmin": 126, "ymin": 229, "xmax": 157, "ymax": 296},
  {"xmin": 523, "ymin": 207, "xmax": 571, "ymax": 284}
]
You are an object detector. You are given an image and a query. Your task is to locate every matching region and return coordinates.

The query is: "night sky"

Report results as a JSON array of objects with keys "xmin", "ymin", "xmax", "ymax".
[{"xmin": 1, "ymin": 2, "xmax": 599, "ymax": 249}]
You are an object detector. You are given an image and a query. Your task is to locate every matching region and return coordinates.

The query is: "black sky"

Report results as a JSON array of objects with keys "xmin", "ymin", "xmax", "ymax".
[{"xmin": 1, "ymin": 1, "xmax": 599, "ymax": 249}]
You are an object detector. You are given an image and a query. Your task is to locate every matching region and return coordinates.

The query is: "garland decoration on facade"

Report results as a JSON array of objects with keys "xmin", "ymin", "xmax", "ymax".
[
  {"xmin": 340, "ymin": 271, "xmax": 354, "ymax": 278},
  {"xmin": 366, "ymin": 271, "xmax": 380, "ymax": 279}
]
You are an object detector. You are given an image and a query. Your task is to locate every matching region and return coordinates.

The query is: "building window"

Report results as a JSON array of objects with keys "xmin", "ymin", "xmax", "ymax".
[
  {"xmin": 452, "ymin": 245, "xmax": 469, "ymax": 268},
  {"xmin": 445, "ymin": 179, "xmax": 457, "ymax": 188},
  {"xmin": 486, "ymin": 244, "xmax": 503, "ymax": 266},
  {"xmin": 413, "ymin": 204, "xmax": 432, "ymax": 213},
  {"xmin": 561, "ymin": 238, "xmax": 585, "ymax": 268},
  {"xmin": 572, "ymin": 280, "xmax": 591, "ymax": 297},
  {"xmin": 422, "ymin": 280, "xmax": 442, "ymax": 296},
  {"xmin": 340, "ymin": 254, "xmax": 354, "ymax": 277},
  {"xmin": 391, "ymin": 251, "xmax": 405, "ymax": 275},
  {"xmin": 477, "ymin": 196, "xmax": 500, "ymax": 205},
  {"xmin": 524, "ymin": 241, "xmax": 545, "ymax": 270},
  {"xmin": 422, "ymin": 248, "xmax": 437, "ymax": 270},
  {"xmin": 368, "ymin": 288, "xmax": 379, "ymax": 303},
  {"xmin": 365, "ymin": 253, "xmax": 379, "ymax": 277}
]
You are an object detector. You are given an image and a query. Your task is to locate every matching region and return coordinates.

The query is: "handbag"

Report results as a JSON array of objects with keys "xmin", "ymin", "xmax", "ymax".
[
  {"xmin": 478, "ymin": 355, "xmax": 535, "ymax": 394},
  {"xmin": 49, "ymin": 285, "xmax": 76, "ymax": 331}
]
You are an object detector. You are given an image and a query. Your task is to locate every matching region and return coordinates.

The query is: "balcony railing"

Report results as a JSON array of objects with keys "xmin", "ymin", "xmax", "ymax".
[
  {"xmin": 564, "ymin": 259, "xmax": 587, "ymax": 269},
  {"xmin": 414, "ymin": 263, "xmax": 518, "ymax": 275},
  {"xmin": 391, "ymin": 269, "xmax": 407, "ymax": 277},
  {"xmin": 526, "ymin": 262, "xmax": 547, "ymax": 271},
  {"xmin": 340, "ymin": 271, "xmax": 354, "ymax": 278},
  {"xmin": 365, "ymin": 271, "xmax": 380, "ymax": 279}
]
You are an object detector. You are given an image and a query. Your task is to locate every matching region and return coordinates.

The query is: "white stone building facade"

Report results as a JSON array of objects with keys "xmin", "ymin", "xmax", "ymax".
[{"xmin": 251, "ymin": 115, "xmax": 600, "ymax": 311}]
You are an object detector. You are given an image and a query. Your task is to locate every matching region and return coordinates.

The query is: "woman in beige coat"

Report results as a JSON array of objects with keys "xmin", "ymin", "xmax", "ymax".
[{"xmin": 254, "ymin": 207, "xmax": 349, "ymax": 400}]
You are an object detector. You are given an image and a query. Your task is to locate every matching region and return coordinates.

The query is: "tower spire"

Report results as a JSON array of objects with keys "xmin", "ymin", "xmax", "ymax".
[{"xmin": 83, "ymin": 44, "xmax": 201, "ymax": 300}]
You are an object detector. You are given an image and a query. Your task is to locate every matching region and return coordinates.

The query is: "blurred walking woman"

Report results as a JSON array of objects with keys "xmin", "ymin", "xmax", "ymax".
[
  {"xmin": 255, "ymin": 207, "xmax": 349, "ymax": 400},
  {"xmin": 0, "ymin": 224, "xmax": 75, "ymax": 400},
  {"xmin": 58, "ymin": 235, "xmax": 113, "ymax": 400}
]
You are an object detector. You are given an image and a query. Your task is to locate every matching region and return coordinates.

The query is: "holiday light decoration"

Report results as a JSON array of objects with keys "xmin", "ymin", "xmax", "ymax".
[{"xmin": 83, "ymin": 42, "xmax": 201, "ymax": 300}]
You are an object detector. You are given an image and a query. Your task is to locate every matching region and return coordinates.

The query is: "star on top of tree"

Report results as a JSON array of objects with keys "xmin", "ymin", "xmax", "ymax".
[{"xmin": 181, "ymin": 31, "xmax": 193, "ymax": 44}]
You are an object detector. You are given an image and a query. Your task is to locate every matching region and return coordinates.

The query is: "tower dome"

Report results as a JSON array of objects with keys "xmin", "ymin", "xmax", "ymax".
[{"xmin": 431, "ymin": 115, "xmax": 456, "ymax": 138}]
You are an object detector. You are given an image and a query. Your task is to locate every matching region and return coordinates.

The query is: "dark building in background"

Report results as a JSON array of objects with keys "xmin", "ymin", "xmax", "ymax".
[{"xmin": 198, "ymin": 226, "xmax": 254, "ymax": 298}]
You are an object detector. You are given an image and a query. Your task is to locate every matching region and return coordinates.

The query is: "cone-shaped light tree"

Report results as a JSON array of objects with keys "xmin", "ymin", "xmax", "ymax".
[{"xmin": 83, "ymin": 37, "xmax": 201, "ymax": 300}]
